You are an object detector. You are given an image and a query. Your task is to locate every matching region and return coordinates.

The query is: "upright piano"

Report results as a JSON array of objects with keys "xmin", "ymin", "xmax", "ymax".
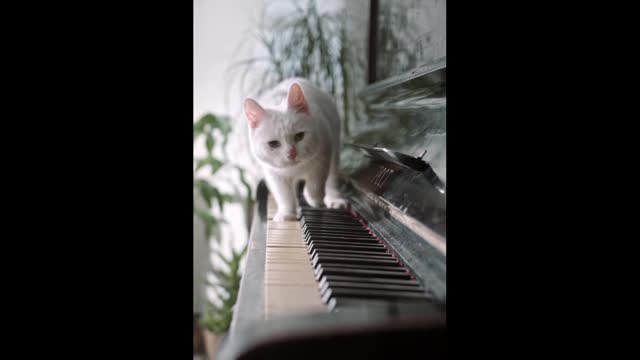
[{"xmin": 219, "ymin": 1, "xmax": 446, "ymax": 358}]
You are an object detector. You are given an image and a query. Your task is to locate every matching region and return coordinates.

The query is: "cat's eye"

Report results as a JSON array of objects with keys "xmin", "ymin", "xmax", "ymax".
[
  {"xmin": 294, "ymin": 132, "xmax": 305, "ymax": 142},
  {"xmin": 268, "ymin": 140, "xmax": 281, "ymax": 148}
]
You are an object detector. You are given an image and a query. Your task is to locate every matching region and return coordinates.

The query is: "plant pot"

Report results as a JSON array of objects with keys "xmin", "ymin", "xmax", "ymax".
[{"xmin": 203, "ymin": 330, "xmax": 224, "ymax": 360}]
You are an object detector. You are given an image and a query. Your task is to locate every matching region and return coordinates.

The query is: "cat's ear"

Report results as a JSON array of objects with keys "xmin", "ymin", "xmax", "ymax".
[
  {"xmin": 244, "ymin": 98, "xmax": 266, "ymax": 129},
  {"xmin": 287, "ymin": 83, "xmax": 309, "ymax": 114}
]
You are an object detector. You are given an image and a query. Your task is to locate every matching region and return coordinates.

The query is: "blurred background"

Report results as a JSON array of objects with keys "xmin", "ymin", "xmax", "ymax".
[{"xmin": 194, "ymin": 0, "xmax": 445, "ymax": 358}]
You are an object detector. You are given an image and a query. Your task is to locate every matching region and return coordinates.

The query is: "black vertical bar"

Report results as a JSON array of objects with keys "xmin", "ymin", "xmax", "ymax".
[{"xmin": 368, "ymin": 0, "xmax": 379, "ymax": 84}]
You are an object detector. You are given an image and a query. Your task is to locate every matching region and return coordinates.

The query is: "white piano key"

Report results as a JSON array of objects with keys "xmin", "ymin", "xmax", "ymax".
[{"xmin": 264, "ymin": 194, "xmax": 327, "ymax": 319}]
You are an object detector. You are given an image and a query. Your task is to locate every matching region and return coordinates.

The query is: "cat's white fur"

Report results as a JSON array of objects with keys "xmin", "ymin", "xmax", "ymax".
[{"xmin": 244, "ymin": 78, "xmax": 347, "ymax": 222}]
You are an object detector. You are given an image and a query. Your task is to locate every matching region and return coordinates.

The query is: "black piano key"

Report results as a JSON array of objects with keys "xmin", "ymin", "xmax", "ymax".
[
  {"xmin": 303, "ymin": 221, "xmax": 357, "ymax": 225},
  {"xmin": 311, "ymin": 255, "xmax": 398, "ymax": 268},
  {"xmin": 312, "ymin": 253, "xmax": 396, "ymax": 263},
  {"xmin": 303, "ymin": 224, "xmax": 368, "ymax": 230},
  {"xmin": 314, "ymin": 263, "xmax": 406, "ymax": 272},
  {"xmin": 300, "ymin": 220, "xmax": 366, "ymax": 229},
  {"xmin": 303, "ymin": 223, "xmax": 368, "ymax": 230},
  {"xmin": 310, "ymin": 248, "xmax": 389, "ymax": 257},
  {"xmin": 301, "ymin": 207, "xmax": 349, "ymax": 211},
  {"xmin": 305, "ymin": 235, "xmax": 379, "ymax": 244},
  {"xmin": 305, "ymin": 238, "xmax": 380, "ymax": 246},
  {"xmin": 303, "ymin": 224, "xmax": 365, "ymax": 231},
  {"xmin": 305, "ymin": 231, "xmax": 373, "ymax": 240},
  {"xmin": 307, "ymin": 244, "xmax": 384, "ymax": 252},
  {"xmin": 314, "ymin": 264, "xmax": 406, "ymax": 280},
  {"xmin": 319, "ymin": 281, "xmax": 425, "ymax": 295},
  {"xmin": 303, "ymin": 227, "xmax": 368, "ymax": 236},
  {"xmin": 301, "ymin": 208, "xmax": 352, "ymax": 215},
  {"xmin": 310, "ymin": 248, "xmax": 395, "ymax": 258},
  {"xmin": 312, "ymin": 259, "xmax": 398, "ymax": 273},
  {"xmin": 305, "ymin": 238, "xmax": 375, "ymax": 246},
  {"xmin": 307, "ymin": 243, "xmax": 386, "ymax": 252},
  {"xmin": 300, "ymin": 214, "xmax": 362, "ymax": 225},
  {"xmin": 305, "ymin": 234, "xmax": 377, "ymax": 240},
  {"xmin": 302, "ymin": 217, "xmax": 360, "ymax": 223},
  {"xmin": 301, "ymin": 217, "xmax": 360, "ymax": 223},
  {"xmin": 313, "ymin": 264, "xmax": 403, "ymax": 279},
  {"xmin": 312, "ymin": 251, "xmax": 395, "ymax": 259},
  {"xmin": 323, "ymin": 287, "xmax": 429, "ymax": 301},
  {"xmin": 302, "ymin": 213, "xmax": 359, "ymax": 219},
  {"xmin": 319, "ymin": 275, "xmax": 419, "ymax": 287},
  {"xmin": 302, "ymin": 216, "xmax": 359, "ymax": 223},
  {"xmin": 302, "ymin": 214, "xmax": 358, "ymax": 220},
  {"xmin": 302, "ymin": 229, "xmax": 373, "ymax": 237},
  {"xmin": 306, "ymin": 236, "xmax": 378, "ymax": 242},
  {"xmin": 307, "ymin": 242, "xmax": 387, "ymax": 253},
  {"xmin": 306, "ymin": 240, "xmax": 379, "ymax": 247},
  {"xmin": 309, "ymin": 246, "xmax": 391, "ymax": 255},
  {"xmin": 307, "ymin": 240, "xmax": 385, "ymax": 247},
  {"xmin": 314, "ymin": 263, "xmax": 404, "ymax": 278},
  {"xmin": 327, "ymin": 297, "xmax": 433, "ymax": 312},
  {"xmin": 315, "ymin": 266, "xmax": 412, "ymax": 280}
]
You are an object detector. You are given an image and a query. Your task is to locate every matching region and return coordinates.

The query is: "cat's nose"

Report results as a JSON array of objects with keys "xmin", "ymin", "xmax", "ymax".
[{"xmin": 287, "ymin": 147, "xmax": 297, "ymax": 160}]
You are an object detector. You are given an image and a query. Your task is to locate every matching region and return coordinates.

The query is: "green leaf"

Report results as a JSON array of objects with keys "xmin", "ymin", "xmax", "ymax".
[
  {"xmin": 217, "ymin": 252, "xmax": 233, "ymax": 268},
  {"xmin": 209, "ymin": 157, "xmax": 224, "ymax": 174},
  {"xmin": 194, "ymin": 113, "xmax": 232, "ymax": 149},
  {"xmin": 193, "ymin": 119, "xmax": 205, "ymax": 137},
  {"xmin": 236, "ymin": 167, "xmax": 253, "ymax": 201},
  {"xmin": 205, "ymin": 133, "xmax": 215, "ymax": 154},
  {"xmin": 198, "ymin": 113, "xmax": 221, "ymax": 130},
  {"xmin": 194, "ymin": 207, "xmax": 219, "ymax": 240},
  {"xmin": 195, "ymin": 179, "xmax": 214, "ymax": 209},
  {"xmin": 236, "ymin": 243, "xmax": 249, "ymax": 259},
  {"xmin": 216, "ymin": 193, "xmax": 234, "ymax": 212},
  {"xmin": 195, "ymin": 178, "xmax": 236, "ymax": 212},
  {"xmin": 220, "ymin": 121, "xmax": 232, "ymax": 148},
  {"xmin": 195, "ymin": 157, "xmax": 223, "ymax": 174}
]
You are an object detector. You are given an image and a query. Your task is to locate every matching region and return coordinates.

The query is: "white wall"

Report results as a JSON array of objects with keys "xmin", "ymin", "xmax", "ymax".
[{"xmin": 193, "ymin": 0, "xmax": 266, "ymax": 314}]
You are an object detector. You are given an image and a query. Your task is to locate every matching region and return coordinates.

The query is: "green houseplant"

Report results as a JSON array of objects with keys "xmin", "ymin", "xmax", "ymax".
[
  {"xmin": 193, "ymin": 112, "xmax": 252, "ymax": 358},
  {"xmin": 228, "ymin": 0, "xmax": 365, "ymax": 140},
  {"xmin": 193, "ymin": 113, "xmax": 253, "ymax": 239},
  {"xmin": 199, "ymin": 245, "xmax": 247, "ymax": 358}
]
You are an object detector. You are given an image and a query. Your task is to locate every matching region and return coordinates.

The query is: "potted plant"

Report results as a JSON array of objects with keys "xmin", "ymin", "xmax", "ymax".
[{"xmin": 193, "ymin": 112, "xmax": 253, "ymax": 359}]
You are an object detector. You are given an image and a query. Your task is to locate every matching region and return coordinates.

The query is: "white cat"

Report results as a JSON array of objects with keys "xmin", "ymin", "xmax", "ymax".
[{"xmin": 244, "ymin": 78, "xmax": 348, "ymax": 222}]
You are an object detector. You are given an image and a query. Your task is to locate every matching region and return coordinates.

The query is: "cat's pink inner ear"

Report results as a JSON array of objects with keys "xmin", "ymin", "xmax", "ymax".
[
  {"xmin": 244, "ymin": 98, "xmax": 265, "ymax": 128},
  {"xmin": 287, "ymin": 83, "xmax": 309, "ymax": 114}
]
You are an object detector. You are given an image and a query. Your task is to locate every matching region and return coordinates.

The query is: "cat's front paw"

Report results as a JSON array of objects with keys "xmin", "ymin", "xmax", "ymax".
[
  {"xmin": 273, "ymin": 212, "xmax": 298, "ymax": 222},
  {"xmin": 325, "ymin": 196, "xmax": 349, "ymax": 209}
]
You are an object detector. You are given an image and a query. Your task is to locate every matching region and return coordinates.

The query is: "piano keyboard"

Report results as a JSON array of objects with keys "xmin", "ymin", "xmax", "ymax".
[
  {"xmin": 264, "ymin": 193, "xmax": 432, "ymax": 317},
  {"xmin": 301, "ymin": 207, "xmax": 433, "ymax": 311},
  {"xmin": 264, "ymin": 195, "xmax": 326, "ymax": 317}
]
